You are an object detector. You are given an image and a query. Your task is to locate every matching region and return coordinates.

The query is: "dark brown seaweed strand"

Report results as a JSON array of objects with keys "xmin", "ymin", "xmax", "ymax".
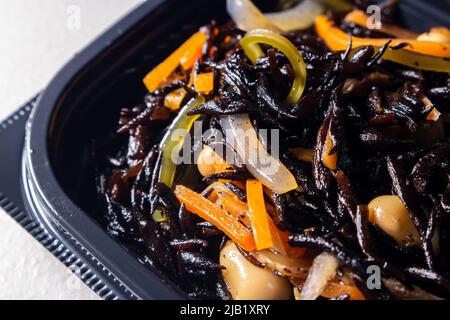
[
  {"xmin": 281, "ymin": 151, "xmax": 320, "ymax": 198},
  {"xmin": 289, "ymin": 233, "xmax": 392, "ymax": 299},
  {"xmin": 334, "ymin": 170, "xmax": 357, "ymax": 221},
  {"xmin": 341, "ymin": 35, "xmax": 353, "ymax": 62},
  {"xmin": 216, "ymin": 277, "xmax": 233, "ymax": 300},
  {"xmin": 289, "ymin": 234, "xmax": 365, "ymax": 274},
  {"xmin": 349, "ymin": 46, "xmax": 375, "ymax": 65},
  {"xmin": 104, "ymin": 193, "xmax": 140, "ymax": 242},
  {"xmin": 390, "ymin": 42, "xmax": 410, "ymax": 50},
  {"xmin": 139, "ymin": 219, "xmax": 178, "ymax": 280},
  {"xmin": 178, "ymin": 251, "xmax": 224, "ymax": 272},
  {"xmin": 359, "ymin": 128, "xmax": 415, "ymax": 150},
  {"xmin": 406, "ymin": 267, "xmax": 450, "ymax": 295},
  {"xmin": 328, "ymin": 87, "xmax": 344, "ymax": 155},
  {"xmin": 202, "ymin": 171, "xmax": 253, "ymax": 183},
  {"xmin": 410, "ymin": 144, "xmax": 450, "ymax": 195},
  {"xmin": 267, "ymin": 48, "xmax": 288, "ymax": 99},
  {"xmin": 267, "ymin": 191, "xmax": 289, "ymax": 231},
  {"xmin": 312, "ymin": 116, "xmax": 334, "ymax": 194},
  {"xmin": 321, "ymin": 60, "xmax": 343, "ymax": 92},
  {"xmin": 424, "ymin": 199, "xmax": 440, "ymax": 267},
  {"xmin": 439, "ymin": 192, "xmax": 450, "ymax": 212},
  {"xmin": 323, "ymin": 200, "xmax": 346, "ymax": 229},
  {"xmin": 131, "ymin": 145, "xmax": 159, "ymax": 214},
  {"xmin": 224, "ymin": 182, "xmax": 247, "ymax": 202},
  {"xmin": 178, "ymin": 204, "xmax": 196, "ymax": 240},
  {"xmin": 368, "ymin": 87, "xmax": 383, "ymax": 114},
  {"xmin": 154, "ymin": 183, "xmax": 183, "ymax": 239},
  {"xmin": 426, "ymin": 196, "xmax": 445, "ymax": 257},
  {"xmin": 368, "ymin": 113, "xmax": 396, "ymax": 126},
  {"xmin": 386, "ymin": 156, "xmax": 435, "ymax": 269},
  {"xmin": 429, "ymin": 86, "xmax": 449, "ymax": 99},
  {"xmin": 355, "ymin": 205, "xmax": 374, "ymax": 259},
  {"xmin": 367, "ymin": 40, "xmax": 392, "ymax": 67},
  {"xmin": 117, "ymin": 97, "xmax": 162, "ymax": 133},
  {"xmin": 170, "ymin": 239, "xmax": 208, "ymax": 251},
  {"xmin": 255, "ymin": 74, "xmax": 296, "ymax": 119},
  {"xmin": 148, "ymin": 148, "xmax": 163, "ymax": 216},
  {"xmin": 195, "ymin": 221, "xmax": 222, "ymax": 237},
  {"xmin": 386, "ymin": 156, "xmax": 427, "ymax": 233},
  {"xmin": 188, "ymin": 96, "xmax": 251, "ymax": 116}
]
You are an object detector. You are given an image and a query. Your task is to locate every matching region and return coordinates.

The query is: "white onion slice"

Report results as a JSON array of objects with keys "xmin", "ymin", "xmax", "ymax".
[
  {"xmin": 226, "ymin": 0, "xmax": 323, "ymax": 32},
  {"xmin": 300, "ymin": 252, "xmax": 340, "ymax": 300},
  {"xmin": 220, "ymin": 114, "xmax": 297, "ymax": 194},
  {"xmin": 265, "ymin": 0, "xmax": 324, "ymax": 32},
  {"xmin": 226, "ymin": 0, "xmax": 279, "ymax": 32}
]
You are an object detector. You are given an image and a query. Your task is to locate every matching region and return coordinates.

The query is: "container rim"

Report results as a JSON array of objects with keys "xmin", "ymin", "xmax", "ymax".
[{"xmin": 24, "ymin": 0, "xmax": 188, "ymax": 300}]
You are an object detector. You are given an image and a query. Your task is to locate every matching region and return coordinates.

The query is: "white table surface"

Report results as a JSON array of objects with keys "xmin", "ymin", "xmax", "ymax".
[{"xmin": 0, "ymin": 0, "xmax": 143, "ymax": 300}]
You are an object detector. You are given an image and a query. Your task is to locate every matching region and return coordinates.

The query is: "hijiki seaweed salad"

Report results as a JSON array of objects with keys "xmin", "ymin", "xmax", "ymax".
[{"xmin": 93, "ymin": 0, "xmax": 450, "ymax": 300}]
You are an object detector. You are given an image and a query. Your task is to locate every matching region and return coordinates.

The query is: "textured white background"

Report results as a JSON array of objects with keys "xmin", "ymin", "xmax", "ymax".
[{"xmin": 0, "ymin": 0, "xmax": 143, "ymax": 300}]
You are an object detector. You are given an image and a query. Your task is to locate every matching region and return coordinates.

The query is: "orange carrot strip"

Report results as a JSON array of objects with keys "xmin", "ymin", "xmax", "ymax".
[
  {"xmin": 345, "ymin": 10, "xmax": 417, "ymax": 39},
  {"xmin": 194, "ymin": 72, "xmax": 214, "ymax": 95},
  {"xmin": 315, "ymin": 15, "xmax": 450, "ymax": 58},
  {"xmin": 422, "ymin": 97, "xmax": 441, "ymax": 122},
  {"xmin": 174, "ymin": 185, "xmax": 255, "ymax": 251},
  {"xmin": 220, "ymin": 194, "xmax": 251, "ymax": 226},
  {"xmin": 426, "ymin": 107, "xmax": 441, "ymax": 121},
  {"xmin": 164, "ymin": 88, "xmax": 187, "ymax": 111},
  {"xmin": 321, "ymin": 281, "xmax": 366, "ymax": 300},
  {"xmin": 246, "ymin": 180, "xmax": 273, "ymax": 250},
  {"xmin": 180, "ymin": 45, "xmax": 203, "ymax": 71},
  {"xmin": 143, "ymin": 32, "xmax": 207, "ymax": 93},
  {"xmin": 219, "ymin": 185, "xmax": 304, "ymax": 256}
]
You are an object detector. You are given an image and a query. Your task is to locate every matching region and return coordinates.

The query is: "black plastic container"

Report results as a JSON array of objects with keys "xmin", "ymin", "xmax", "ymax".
[{"xmin": 0, "ymin": 0, "xmax": 449, "ymax": 300}]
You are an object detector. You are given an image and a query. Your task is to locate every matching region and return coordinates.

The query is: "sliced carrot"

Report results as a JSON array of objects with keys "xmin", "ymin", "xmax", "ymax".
[
  {"xmin": 218, "ymin": 185, "xmax": 304, "ymax": 256},
  {"xmin": 422, "ymin": 97, "xmax": 441, "ymax": 122},
  {"xmin": 194, "ymin": 72, "xmax": 214, "ymax": 95},
  {"xmin": 208, "ymin": 182, "xmax": 250, "ymax": 225},
  {"xmin": 180, "ymin": 45, "xmax": 203, "ymax": 71},
  {"xmin": 321, "ymin": 281, "xmax": 366, "ymax": 300},
  {"xmin": 315, "ymin": 15, "xmax": 450, "ymax": 58},
  {"xmin": 294, "ymin": 278, "xmax": 365, "ymax": 300},
  {"xmin": 246, "ymin": 180, "xmax": 273, "ymax": 250},
  {"xmin": 268, "ymin": 219, "xmax": 306, "ymax": 258},
  {"xmin": 143, "ymin": 32, "xmax": 207, "ymax": 93},
  {"xmin": 322, "ymin": 131, "xmax": 338, "ymax": 171},
  {"xmin": 164, "ymin": 88, "xmax": 187, "ymax": 111},
  {"xmin": 426, "ymin": 107, "xmax": 441, "ymax": 121},
  {"xmin": 345, "ymin": 10, "xmax": 417, "ymax": 39},
  {"xmin": 175, "ymin": 185, "xmax": 255, "ymax": 251},
  {"xmin": 220, "ymin": 194, "xmax": 251, "ymax": 226}
]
